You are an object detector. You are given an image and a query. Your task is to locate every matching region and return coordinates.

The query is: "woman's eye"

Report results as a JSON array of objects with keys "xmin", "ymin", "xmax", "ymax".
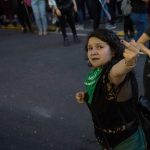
[
  {"xmin": 88, "ymin": 47, "xmax": 93, "ymax": 51},
  {"xmin": 96, "ymin": 45, "xmax": 103, "ymax": 49}
]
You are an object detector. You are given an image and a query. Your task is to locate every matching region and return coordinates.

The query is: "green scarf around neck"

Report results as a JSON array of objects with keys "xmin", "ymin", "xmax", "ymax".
[{"xmin": 84, "ymin": 67, "xmax": 103, "ymax": 104}]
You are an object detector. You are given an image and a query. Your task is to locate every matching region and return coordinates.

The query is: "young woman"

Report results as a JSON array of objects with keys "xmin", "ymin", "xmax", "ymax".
[{"xmin": 75, "ymin": 29, "xmax": 147, "ymax": 149}]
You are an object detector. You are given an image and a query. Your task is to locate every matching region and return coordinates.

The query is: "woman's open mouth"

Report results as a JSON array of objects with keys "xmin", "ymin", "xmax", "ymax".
[{"xmin": 91, "ymin": 58, "xmax": 100, "ymax": 61}]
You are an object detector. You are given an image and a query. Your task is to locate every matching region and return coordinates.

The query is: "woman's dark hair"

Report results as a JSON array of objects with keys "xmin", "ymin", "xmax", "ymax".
[{"xmin": 85, "ymin": 28, "xmax": 125, "ymax": 66}]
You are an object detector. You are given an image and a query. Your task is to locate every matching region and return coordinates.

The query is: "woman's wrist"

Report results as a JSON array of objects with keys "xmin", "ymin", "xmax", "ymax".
[{"xmin": 124, "ymin": 58, "xmax": 136, "ymax": 67}]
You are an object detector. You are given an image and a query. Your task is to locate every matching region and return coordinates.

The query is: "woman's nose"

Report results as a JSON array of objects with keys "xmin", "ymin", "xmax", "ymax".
[{"xmin": 91, "ymin": 47, "xmax": 97, "ymax": 54}]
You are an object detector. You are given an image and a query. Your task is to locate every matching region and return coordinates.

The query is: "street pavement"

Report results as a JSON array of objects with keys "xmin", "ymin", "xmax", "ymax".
[{"xmin": 0, "ymin": 23, "xmax": 146, "ymax": 150}]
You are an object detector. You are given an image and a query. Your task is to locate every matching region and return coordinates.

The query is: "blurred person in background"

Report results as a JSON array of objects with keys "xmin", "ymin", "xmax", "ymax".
[
  {"xmin": 130, "ymin": 0, "xmax": 148, "ymax": 41},
  {"xmin": 137, "ymin": 25, "xmax": 150, "ymax": 149},
  {"xmin": 138, "ymin": 26, "xmax": 150, "ymax": 101},
  {"xmin": 147, "ymin": 0, "xmax": 150, "ymax": 19},
  {"xmin": 75, "ymin": 0, "xmax": 85, "ymax": 30},
  {"xmin": 105, "ymin": 0, "xmax": 117, "ymax": 29},
  {"xmin": 48, "ymin": 0, "xmax": 80, "ymax": 46},
  {"xmin": 121, "ymin": 0, "xmax": 134, "ymax": 41},
  {"xmin": 0, "ymin": 0, "xmax": 17, "ymax": 25},
  {"xmin": 17, "ymin": 0, "xmax": 33, "ymax": 33},
  {"xmin": 116, "ymin": 0, "xmax": 122, "ymax": 18},
  {"xmin": 86, "ymin": 0, "xmax": 102, "ymax": 30},
  {"xmin": 31, "ymin": 0, "xmax": 48, "ymax": 35}
]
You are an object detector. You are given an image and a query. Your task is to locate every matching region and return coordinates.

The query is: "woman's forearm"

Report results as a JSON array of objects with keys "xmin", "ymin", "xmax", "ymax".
[
  {"xmin": 138, "ymin": 33, "xmax": 150, "ymax": 56},
  {"xmin": 109, "ymin": 40, "xmax": 139, "ymax": 85},
  {"xmin": 109, "ymin": 58, "xmax": 136, "ymax": 85},
  {"xmin": 138, "ymin": 33, "xmax": 150, "ymax": 44},
  {"xmin": 139, "ymin": 44, "xmax": 150, "ymax": 57}
]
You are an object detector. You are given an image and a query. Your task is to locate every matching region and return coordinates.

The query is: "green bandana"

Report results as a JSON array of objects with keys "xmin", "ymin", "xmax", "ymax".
[{"xmin": 84, "ymin": 68, "xmax": 103, "ymax": 104}]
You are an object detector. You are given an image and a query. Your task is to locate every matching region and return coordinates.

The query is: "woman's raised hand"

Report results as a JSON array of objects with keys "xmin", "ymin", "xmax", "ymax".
[{"xmin": 122, "ymin": 40, "xmax": 140, "ymax": 66}]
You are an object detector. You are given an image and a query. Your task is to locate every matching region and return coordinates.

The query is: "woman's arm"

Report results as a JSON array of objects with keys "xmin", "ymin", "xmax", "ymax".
[
  {"xmin": 138, "ymin": 33, "xmax": 150, "ymax": 44},
  {"xmin": 72, "ymin": 0, "xmax": 78, "ymax": 12},
  {"xmin": 139, "ymin": 44, "xmax": 150, "ymax": 57},
  {"xmin": 138, "ymin": 33, "xmax": 150, "ymax": 57},
  {"xmin": 109, "ymin": 40, "xmax": 139, "ymax": 86}
]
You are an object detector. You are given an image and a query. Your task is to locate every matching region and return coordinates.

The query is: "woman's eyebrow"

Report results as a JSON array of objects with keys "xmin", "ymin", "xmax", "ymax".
[
  {"xmin": 95, "ymin": 42, "xmax": 106, "ymax": 45},
  {"xmin": 88, "ymin": 42, "xmax": 106, "ymax": 46}
]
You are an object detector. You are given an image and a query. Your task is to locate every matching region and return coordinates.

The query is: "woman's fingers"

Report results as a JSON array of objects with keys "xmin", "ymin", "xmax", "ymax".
[
  {"xmin": 122, "ymin": 40, "xmax": 140, "ymax": 66},
  {"xmin": 130, "ymin": 40, "xmax": 141, "ymax": 52},
  {"xmin": 75, "ymin": 92, "xmax": 85, "ymax": 103},
  {"xmin": 122, "ymin": 40, "xmax": 140, "ymax": 58},
  {"xmin": 122, "ymin": 40, "xmax": 139, "ymax": 53},
  {"xmin": 76, "ymin": 93, "xmax": 81, "ymax": 100}
]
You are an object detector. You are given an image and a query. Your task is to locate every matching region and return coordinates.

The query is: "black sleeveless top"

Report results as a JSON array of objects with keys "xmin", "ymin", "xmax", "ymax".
[{"xmin": 86, "ymin": 67, "xmax": 139, "ymax": 148}]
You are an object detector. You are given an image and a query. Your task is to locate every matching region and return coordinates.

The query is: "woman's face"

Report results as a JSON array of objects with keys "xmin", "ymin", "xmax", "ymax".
[{"xmin": 87, "ymin": 37, "xmax": 114, "ymax": 67}]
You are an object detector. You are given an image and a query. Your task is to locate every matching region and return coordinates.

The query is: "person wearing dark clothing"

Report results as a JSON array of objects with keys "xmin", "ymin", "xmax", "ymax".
[
  {"xmin": 106, "ymin": 0, "xmax": 117, "ymax": 29},
  {"xmin": 76, "ymin": 0, "xmax": 86, "ymax": 20},
  {"xmin": 131, "ymin": 0, "xmax": 147, "ymax": 13},
  {"xmin": 116, "ymin": 0, "xmax": 122, "ymax": 16},
  {"xmin": 0, "ymin": 3, "xmax": 4, "ymax": 25},
  {"xmin": 17, "ymin": 0, "xmax": 33, "ymax": 33},
  {"xmin": 147, "ymin": 0, "xmax": 150, "ymax": 19},
  {"xmin": 138, "ymin": 27, "xmax": 150, "ymax": 100},
  {"xmin": 76, "ymin": 0, "xmax": 85, "ymax": 29},
  {"xmin": 123, "ymin": 15, "xmax": 134, "ymax": 40},
  {"xmin": 121, "ymin": 0, "xmax": 134, "ymax": 40},
  {"xmin": 138, "ymin": 26, "xmax": 150, "ymax": 148},
  {"xmin": 130, "ymin": 0, "xmax": 148, "ymax": 40},
  {"xmin": 76, "ymin": 29, "xmax": 147, "ymax": 149},
  {"xmin": 86, "ymin": 0, "xmax": 101, "ymax": 30},
  {"xmin": 0, "ymin": 0, "xmax": 16, "ymax": 25},
  {"xmin": 49, "ymin": 0, "xmax": 80, "ymax": 46}
]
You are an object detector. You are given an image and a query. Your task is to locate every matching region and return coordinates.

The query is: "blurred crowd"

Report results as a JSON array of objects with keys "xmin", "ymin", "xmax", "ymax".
[{"xmin": 0, "ymin": 0, "xmax": 150, "ymax": 45}]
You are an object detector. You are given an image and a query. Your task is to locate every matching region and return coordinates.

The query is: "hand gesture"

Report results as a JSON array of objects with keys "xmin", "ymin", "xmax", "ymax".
[{"xmin": 122, "ymin": 40, "xmax": 140, "ymax": 66}]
